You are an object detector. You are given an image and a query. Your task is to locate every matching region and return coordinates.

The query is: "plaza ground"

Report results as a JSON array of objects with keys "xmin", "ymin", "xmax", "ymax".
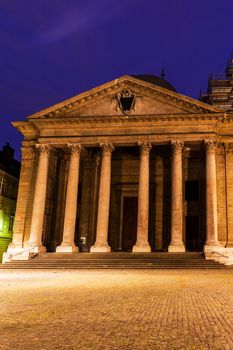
[{"xmin": 1, "ymin": 269, "xmax": 233, "ymax": 350}]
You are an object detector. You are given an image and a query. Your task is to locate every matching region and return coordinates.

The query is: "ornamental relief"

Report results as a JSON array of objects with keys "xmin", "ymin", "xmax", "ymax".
[
  {"xmin": 36, "ymin": 144, "xmax": 50, "ymax": 158},
  {"xmin": 21, "ymin": 146, "xmax": 35, "ymax": 160},
  {"xmin": 116, "ymin": 89, "xmax": 136, "ymax": 114},
  {"xmin": 171, "ymin": 140, "xmax": 184, "ymax": 152},
  {"xmin": 67, "ymin": 143, "xmax": 83, "ymax": 155},
  {"xmin": 224, "ymin": 143, "xmax": 233, "ymax": 153},
  {"xmin": 100, "ymin": 143, "xmax": 115, "ymax": 155},
  {"xmin": 204, "ymin": 140, "xmax": 216, "ymax": 152}
]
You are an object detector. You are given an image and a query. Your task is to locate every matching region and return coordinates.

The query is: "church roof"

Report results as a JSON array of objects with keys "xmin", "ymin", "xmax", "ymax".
[
  {"xmin": 18, "ymin": 74, "xmax": 222, "ymax": 122},
  {"xmin": 130, "ymin": 75, "xmax": 176, "ymax": 92}
]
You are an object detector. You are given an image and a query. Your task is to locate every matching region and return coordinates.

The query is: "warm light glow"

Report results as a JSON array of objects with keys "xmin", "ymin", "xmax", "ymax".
[{"xmin": 0, "ymin": 212, "xmax": 3, "ymax": 232}]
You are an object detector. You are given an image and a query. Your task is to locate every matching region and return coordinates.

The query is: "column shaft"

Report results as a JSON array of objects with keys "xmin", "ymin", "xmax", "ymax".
[
  {"xmin": 205, "ymin": 140, "xmax": 219, "ymax": 247},
  {"xmin": 168, "ymin": 140, "xmax": 185, "ymax": 252},
  {"xmin": 56, "ymin": 144, "xmax": 82, "ymax": 252},
  {"xmin": 133, "ymin": 141, "xmax": 151, "ymax": 252},
  {"xmin": 91, "ymin": 144, "xmax": 114, "ymax": 252},
  {"xmin": 10, "ymin": 146, "xmax": 35, "ymax": 247},
  {"xmin": 29, "ymin": 144, "xmax": 50, "ymax": 251}
]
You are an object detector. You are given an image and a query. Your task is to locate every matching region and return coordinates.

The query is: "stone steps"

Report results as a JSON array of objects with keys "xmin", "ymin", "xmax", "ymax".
[{"xmin": 0, "ymin": 252, "xmax": 229, "ymax": 269}]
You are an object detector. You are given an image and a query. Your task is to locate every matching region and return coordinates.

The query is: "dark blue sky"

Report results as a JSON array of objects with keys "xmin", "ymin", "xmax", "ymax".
[{"xmin": 1, "ymin": 0, "xmax": 233, "ymax": 159}]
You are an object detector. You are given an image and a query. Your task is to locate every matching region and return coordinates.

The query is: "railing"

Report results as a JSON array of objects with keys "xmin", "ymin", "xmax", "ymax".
[
  {"xmin": 207, "ymin": 249, "xmax": 229, "ymax": 259},
  {"xmin": 7, "ymin": 245, "xmax": 39, "ymax": 260}
]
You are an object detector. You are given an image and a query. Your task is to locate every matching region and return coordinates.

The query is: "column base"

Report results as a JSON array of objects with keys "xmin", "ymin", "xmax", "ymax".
[
  {"xmin": 2, "ymin": 243, "xmax": 45, "ymax": 263},
  {"xmin": 204, "ymin": 241, "xmax": 219, "ymax": 249},
  {"xmin": 90, "ymin": 244, "xmax": 111, "ymax": 252},
  {"xmin": 56, "ymin": 243, "xmax": 78, "ymax": 253},
  {"xmin": 132, "ymin": 243, "xmax": 151, "ymax": 253},
  {"xmin": 168, "ymin": 243, "xmax": 185, "ymax": 253},
  {"xmin": 226, "ymin": 242, "xmax": 233, "ymax": 248}
]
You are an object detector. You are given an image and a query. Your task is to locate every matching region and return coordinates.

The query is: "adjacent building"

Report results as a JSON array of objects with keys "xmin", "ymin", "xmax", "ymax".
[
  {"xmin": 201, "ymin": 56, "xmax": 233, "ymax": 113},
  {"xmin": 4, "ymin": 74, "xmax": 233, "ymax": 264},
  {"xmin": 0, "ymin": 143, "xmax": 20, "ymax": 260}
]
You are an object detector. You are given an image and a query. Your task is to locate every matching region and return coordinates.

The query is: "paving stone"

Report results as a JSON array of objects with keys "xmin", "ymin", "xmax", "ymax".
[{"xmin": 0, "ymin": 270, "xmax": 233, "ymax": 349}]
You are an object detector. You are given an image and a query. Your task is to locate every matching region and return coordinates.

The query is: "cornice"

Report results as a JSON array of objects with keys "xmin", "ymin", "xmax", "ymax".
[
  {"xmin": 30, "ymin": 113, "xmax": 225, "ymax": 129},
  {"xmin": 11, "ymin": 121, "xmax": 38, "ymax": 138},
  {"xmin": 25, "ymin": 76, "xmax": 222, "ymax": 120}
]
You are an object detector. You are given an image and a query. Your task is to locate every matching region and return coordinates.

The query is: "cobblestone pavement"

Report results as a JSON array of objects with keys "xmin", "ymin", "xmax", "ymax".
[{"xmin": 1, "ymin": 270, "xmax": 233, "ymax": 350}]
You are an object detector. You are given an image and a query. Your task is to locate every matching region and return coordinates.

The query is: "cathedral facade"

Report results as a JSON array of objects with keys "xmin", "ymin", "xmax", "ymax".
[{"xmin": 4, "ymin": 75, "xmax": 233, "ymax": 262}]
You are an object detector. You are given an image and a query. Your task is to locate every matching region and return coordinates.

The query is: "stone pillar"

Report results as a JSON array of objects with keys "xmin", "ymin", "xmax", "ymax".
[
  {"xmin": 91, "ymin": 143, "xmax": 114, "ymax": 252},
  {"xmin": 168, "ymin": 140, "xmax": 185, "ymax": 252},
  {"xmin": 29, "ymin": 144, "xmax": 50, "ymax": 252},
  {"xmin": 133, "ymin": 141, "xmax": 152, "ymax": 252},
  {"xmin": 204, "ymin": 140, "xmax": 219, "ymax": 248},
  {"xmin": 56, "ymin": 144, "xmax": 82, "ymax": 252},
  {"xmin": 7, "ymin": 146, "xmax": 35, "ymax": 249},
  {"xmin": 225, "ymin": 143, "xmax": 233, "ymax": 247}
]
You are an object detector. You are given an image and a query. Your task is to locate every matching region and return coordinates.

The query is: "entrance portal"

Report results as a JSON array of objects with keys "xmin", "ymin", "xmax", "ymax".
[
  {"xmin": 185, "ymin": 216, "xmax": 202, "ymax": 251},
  {"xmin": 122, "ymin": 197, "xmax": 138, "ymax": 251}
]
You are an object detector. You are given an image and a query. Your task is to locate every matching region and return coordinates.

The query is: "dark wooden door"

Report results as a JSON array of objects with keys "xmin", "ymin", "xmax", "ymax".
[
  {"xmin": 186, "ymin": 216, "xmax": 202, "ymax": 251},
  {"xmin": 122, "ymin": 197, "xmax": 138, "ymax": 251}
]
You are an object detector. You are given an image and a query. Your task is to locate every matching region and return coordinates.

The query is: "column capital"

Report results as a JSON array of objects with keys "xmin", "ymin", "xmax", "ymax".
[
  {"xmin": 138, "ymin": 141, "xmax": 152, "ymax": 154},
  {"xmin": 224, "ymin": 143, "xmax": 233, "ymax": 153},
  {"xmin": 67, "ymin": 143, "xmax": 83, "ymax": 156},
  {"xmin": 171, "ymin": 140, "xmax": 184, "ymax": 152},
  {"xmin": 204, "ymin": 139, "xmax": 216, "ymax": 153},
  {"xmin": 100, "ymin": 143, "xmax": 115, "ymax": 155},
  {"xmin": 36, "ymin": 144, "xmax": 50, "ymax": 158},
  {"xmin": 21, "ymin": 146, "xmax": 35, "ymax": 160}
]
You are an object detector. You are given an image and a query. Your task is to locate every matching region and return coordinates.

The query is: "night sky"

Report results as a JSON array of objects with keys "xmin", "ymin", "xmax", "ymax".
[{"xmin": 1, "ymin": 0, "xmax": 233, "ymax": 160}]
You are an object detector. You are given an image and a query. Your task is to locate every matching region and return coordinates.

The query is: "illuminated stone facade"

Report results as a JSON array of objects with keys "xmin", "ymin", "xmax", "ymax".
[{"xmin": 5, "ymin": 75, "xmax": 233, "ymax": 262}]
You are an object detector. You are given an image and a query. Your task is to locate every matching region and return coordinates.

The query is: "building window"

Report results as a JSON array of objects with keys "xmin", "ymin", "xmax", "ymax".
[
  {"xmin": 9, "ymin": 215, "xmax": 14, "ymax": 232},
  {"xmin": 0, "ymin": 179, "xmax": 6, "ymax": 194},
  {"xmin": 185, "ymin": 181, "xmax": 199, "ymax": 201}
]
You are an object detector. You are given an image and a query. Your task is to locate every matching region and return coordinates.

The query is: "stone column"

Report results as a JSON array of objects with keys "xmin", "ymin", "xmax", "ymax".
[
  {"xmin": 133, "ymin": 141, "xmax": 152, "ymax": 252},
  {"xmin": 225, "ymin": 143, "xmax": 233, "ymax": 247},
  {"xmin": 91, "ymin": 143, "xmax": 114, "ymax": 252},
  {"xmin": 204, "ymin": 140, "xmax": 219, "ymax": 248},
  {"xmin": 56, "ymin": 143, "xmax": 82, "ymax": 252},
  {"xmin": 7, "ymin": 146, "xmax": 35, "ymax": 249},
  {"xmin": 29, "ymin": 144, "xmax": 50, "ymax": 252},
  {"xmin": 168, "ymin": 140, "xmax": 185, "ymax": 252}
]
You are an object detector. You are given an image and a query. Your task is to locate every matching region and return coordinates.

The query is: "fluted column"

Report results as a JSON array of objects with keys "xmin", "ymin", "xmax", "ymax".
[
  {"xmin": 204, "ymin": 140, "xmax": 219, "ymax": 248},
  {"xmin": 29, "ymin": 144, "xmax": 50, "ymax": 252},
  {"xmin": 56, "ymin": 143, "xmax": 82, "ymax": 252},
  {"xmin": 133, "ymin": 141, "xmax": 152, "ymax": 252},
  {"xmin": 168, "ymin": 140, "xmax": 185, "ymax": 252},
  {"xmin": 91, "ymin": 143, "xmax": 114, "ymax": 252}
]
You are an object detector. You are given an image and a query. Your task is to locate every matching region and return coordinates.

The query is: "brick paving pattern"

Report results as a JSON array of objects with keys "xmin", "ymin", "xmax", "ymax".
[{"xmin": 0, "ymin": 270, "xmax": 233, "ymax": 349}]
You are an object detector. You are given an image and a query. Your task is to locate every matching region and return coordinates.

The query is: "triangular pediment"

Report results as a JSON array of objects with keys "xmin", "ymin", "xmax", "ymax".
[{"xmin": 27, "ymin": 75, "xmax": 222, "ymax": 120}]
